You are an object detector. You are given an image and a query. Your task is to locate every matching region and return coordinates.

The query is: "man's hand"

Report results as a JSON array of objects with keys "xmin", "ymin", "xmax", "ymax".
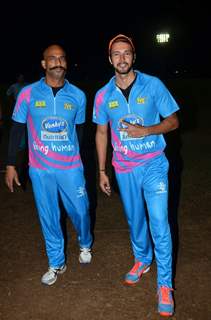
[
  {"xmin": 5, "ymin": 165, "xmax": 21, "ymax": 192},
  {"xmin": 119, "ymin": 120, "xmax": 147, "ymax": 138},
  {"xmin": 99, "ymin": 171, "xmax": 111, "ymax": 196}
]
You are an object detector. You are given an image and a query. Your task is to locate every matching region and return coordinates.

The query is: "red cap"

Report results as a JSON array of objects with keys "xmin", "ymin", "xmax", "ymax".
[{"xmin": 108, "ymin": 34, "xmax": 135, "ymax": 55}]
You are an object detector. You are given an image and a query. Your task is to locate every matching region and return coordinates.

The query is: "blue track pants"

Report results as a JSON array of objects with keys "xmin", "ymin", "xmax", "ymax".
[
  {"xmin": 29, "ymin": 167, "xmax": 92, "ymax": 268},
  {"xmin": 115, "ymin": 154, "xmax": 172, "ymax": 288}
]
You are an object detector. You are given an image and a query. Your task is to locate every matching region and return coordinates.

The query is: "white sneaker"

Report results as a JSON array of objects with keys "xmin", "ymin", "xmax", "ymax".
[
  {"xmin": 79, "ymin": 248, "xmax": 92, "ymax": 264},
  {"xmin": 41, "ymin": 264, "xmax": 67, "ymax": 285}
]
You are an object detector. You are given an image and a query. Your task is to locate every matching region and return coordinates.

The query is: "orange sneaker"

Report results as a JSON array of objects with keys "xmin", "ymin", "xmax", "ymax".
[
  {"xmin": 124, "ymin": 260, "xmax": 150, "ymax": 285},
  {"xmin": 158, "ymin": 286, "xmax": 174, "ymax": 317}
]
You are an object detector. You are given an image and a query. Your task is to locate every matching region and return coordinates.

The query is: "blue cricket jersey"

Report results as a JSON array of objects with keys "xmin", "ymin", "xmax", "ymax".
[
  {"xmin": 93, "ymin": 71, "xmax": 179, "ymax": 172},
  {"xmin": 12, "ymin": 78, "xmax": 86, "ymax": 170}
]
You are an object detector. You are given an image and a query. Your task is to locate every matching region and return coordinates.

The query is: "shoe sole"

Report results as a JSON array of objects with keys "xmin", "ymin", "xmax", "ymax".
[
  {"xmin": 124, "ymin": 266, "xmax": 150, "ymax": 286},
  {"xmin": 159, "ymin": 311, "xmax": 173, "ymax": 317},
  {"xmin": 41, "ymin": 265, "xmax": 67, "ymax": 286},
  {"xmin": 42, "ymin": 277, "xmax": 58, "ymax": 286}
]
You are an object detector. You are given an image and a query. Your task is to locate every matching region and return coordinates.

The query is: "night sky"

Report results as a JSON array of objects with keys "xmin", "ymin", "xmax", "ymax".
[{"xmin": 0, "ymin": 1, "xmax": 210, "ymax": 83}]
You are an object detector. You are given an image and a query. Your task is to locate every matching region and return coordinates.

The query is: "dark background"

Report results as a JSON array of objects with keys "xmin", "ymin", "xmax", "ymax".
[
  {"xmin": 0, "ymin": 2, "xmax": 211, "ymax": 319},
  {"xmin": 0, "ymin": 0, "xmax": 210, "ymax": 84}
]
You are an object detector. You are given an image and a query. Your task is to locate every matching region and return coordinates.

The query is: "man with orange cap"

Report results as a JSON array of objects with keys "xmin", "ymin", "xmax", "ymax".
[{"xmin": 93, "ymin": 34, "xmax": 179, "ymax": 316}]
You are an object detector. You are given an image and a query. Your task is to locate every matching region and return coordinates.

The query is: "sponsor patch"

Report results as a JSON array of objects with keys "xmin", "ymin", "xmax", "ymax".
[
  {"xmin": 109, "ymin": 100, "xmax": 119, "ymax": 109},
  {"xmin": 118, "ymin": 114, "xmax": 144, "ymax": 141},
  {"xmin": 41, "ymin": 117, "xmax": 68, "ymax": 141},
  {"xmin": 35, "ymin": 100, "xmax": 46, "ymax": 107}
]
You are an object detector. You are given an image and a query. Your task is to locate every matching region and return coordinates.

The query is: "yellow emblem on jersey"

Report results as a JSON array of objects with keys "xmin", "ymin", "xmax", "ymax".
[
  {"xmin": 109, "ymin": 100, "xmax": 119, "ymax": 109},
  {"xmin": 64, "ymin": 103, "xmax": 74, "ymax": 110},
  {"xmin": 35, "ymin": 100, "xmax": 46, "ymax": 107},
  {"xmin": 136, "ymin": 97, "xmax": 146, "ymax": 104}
]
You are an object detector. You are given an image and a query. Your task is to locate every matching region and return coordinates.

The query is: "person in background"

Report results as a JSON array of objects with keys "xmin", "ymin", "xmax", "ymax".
[
  {"xmin": 6, "ymin": 73, "xmax": 27, "ymax": 102},
  {"xmin": 5, "ymin": 44, "xmax": 93, "ymax": 286},
  {"xmin": 92, "ymin": 34, "xmax": 180, "ymax": 317}
]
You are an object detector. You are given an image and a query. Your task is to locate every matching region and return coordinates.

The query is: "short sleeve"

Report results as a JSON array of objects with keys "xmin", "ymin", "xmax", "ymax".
[
  {"xmin": 92, "ymin": 89, "xmax": 109, "ymax": 125},
  {"xmin": 75, "ymin": 91, "xmax": 87, "ymax": 124},
  {"xmin": 153, "ymin": 78, "xmax": 179, "ymax": 118},
  {"xmin": 12, "ymin": 87, "xmax": 31, "ymax": 123}
]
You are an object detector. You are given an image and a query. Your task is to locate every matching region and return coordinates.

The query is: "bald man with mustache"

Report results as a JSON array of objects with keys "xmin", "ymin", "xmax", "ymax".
[{"xmin": 5, "ymin": 44, "xmax": 93, "ymax": 285}]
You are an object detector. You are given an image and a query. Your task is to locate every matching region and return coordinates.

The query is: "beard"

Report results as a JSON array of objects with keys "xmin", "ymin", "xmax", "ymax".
[{"xmin": 114, "ymin": 63, "xmax": 133, "ymax": 75}]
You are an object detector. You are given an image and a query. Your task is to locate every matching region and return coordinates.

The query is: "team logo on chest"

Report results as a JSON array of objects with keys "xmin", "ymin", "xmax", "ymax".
[
  {"xmin": 108, "ymin": 100, "xmax": 119, "ymax": 109},
  {"xmin": 136, "ymin": 97, "xmax": 146, "ymax": 104},
  {"xmin": 64, "ymin": 103, "xmax": 74, "ymax": 110}
]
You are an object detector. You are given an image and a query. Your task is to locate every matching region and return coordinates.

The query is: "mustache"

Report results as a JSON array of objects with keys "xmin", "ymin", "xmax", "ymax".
[{"xmin": 50, "ymin": 66, "xmax": 67, "ymax": 71}]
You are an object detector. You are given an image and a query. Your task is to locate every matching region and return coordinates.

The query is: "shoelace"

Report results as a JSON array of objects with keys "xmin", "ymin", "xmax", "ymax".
[
  {"xmin": 159, "ymin": 287, "xmax": 173, "ymax": 304},
  {"xmin": 47, "ymin": 268, "xmax": 58, "ymax": 276},
  {"xmin": 49, "ymin": 266, "xmax": 63, "ymax": 274},
  {"xmin": 80, "ymin": 248, "xmax": 91, "ymax": 255},
  {"xmin": 129, "ymin": 261, "xmax": 143, "ymax": 273}
]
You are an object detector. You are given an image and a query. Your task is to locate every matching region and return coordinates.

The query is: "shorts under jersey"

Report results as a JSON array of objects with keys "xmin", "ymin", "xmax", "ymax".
[
  {"xmin": 92, "ymin": 71, "xmax": 179, "ymax": 172},
  {"xmin": 12, "ymin": 78, "xmax": 86, "ymax": 170}
]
